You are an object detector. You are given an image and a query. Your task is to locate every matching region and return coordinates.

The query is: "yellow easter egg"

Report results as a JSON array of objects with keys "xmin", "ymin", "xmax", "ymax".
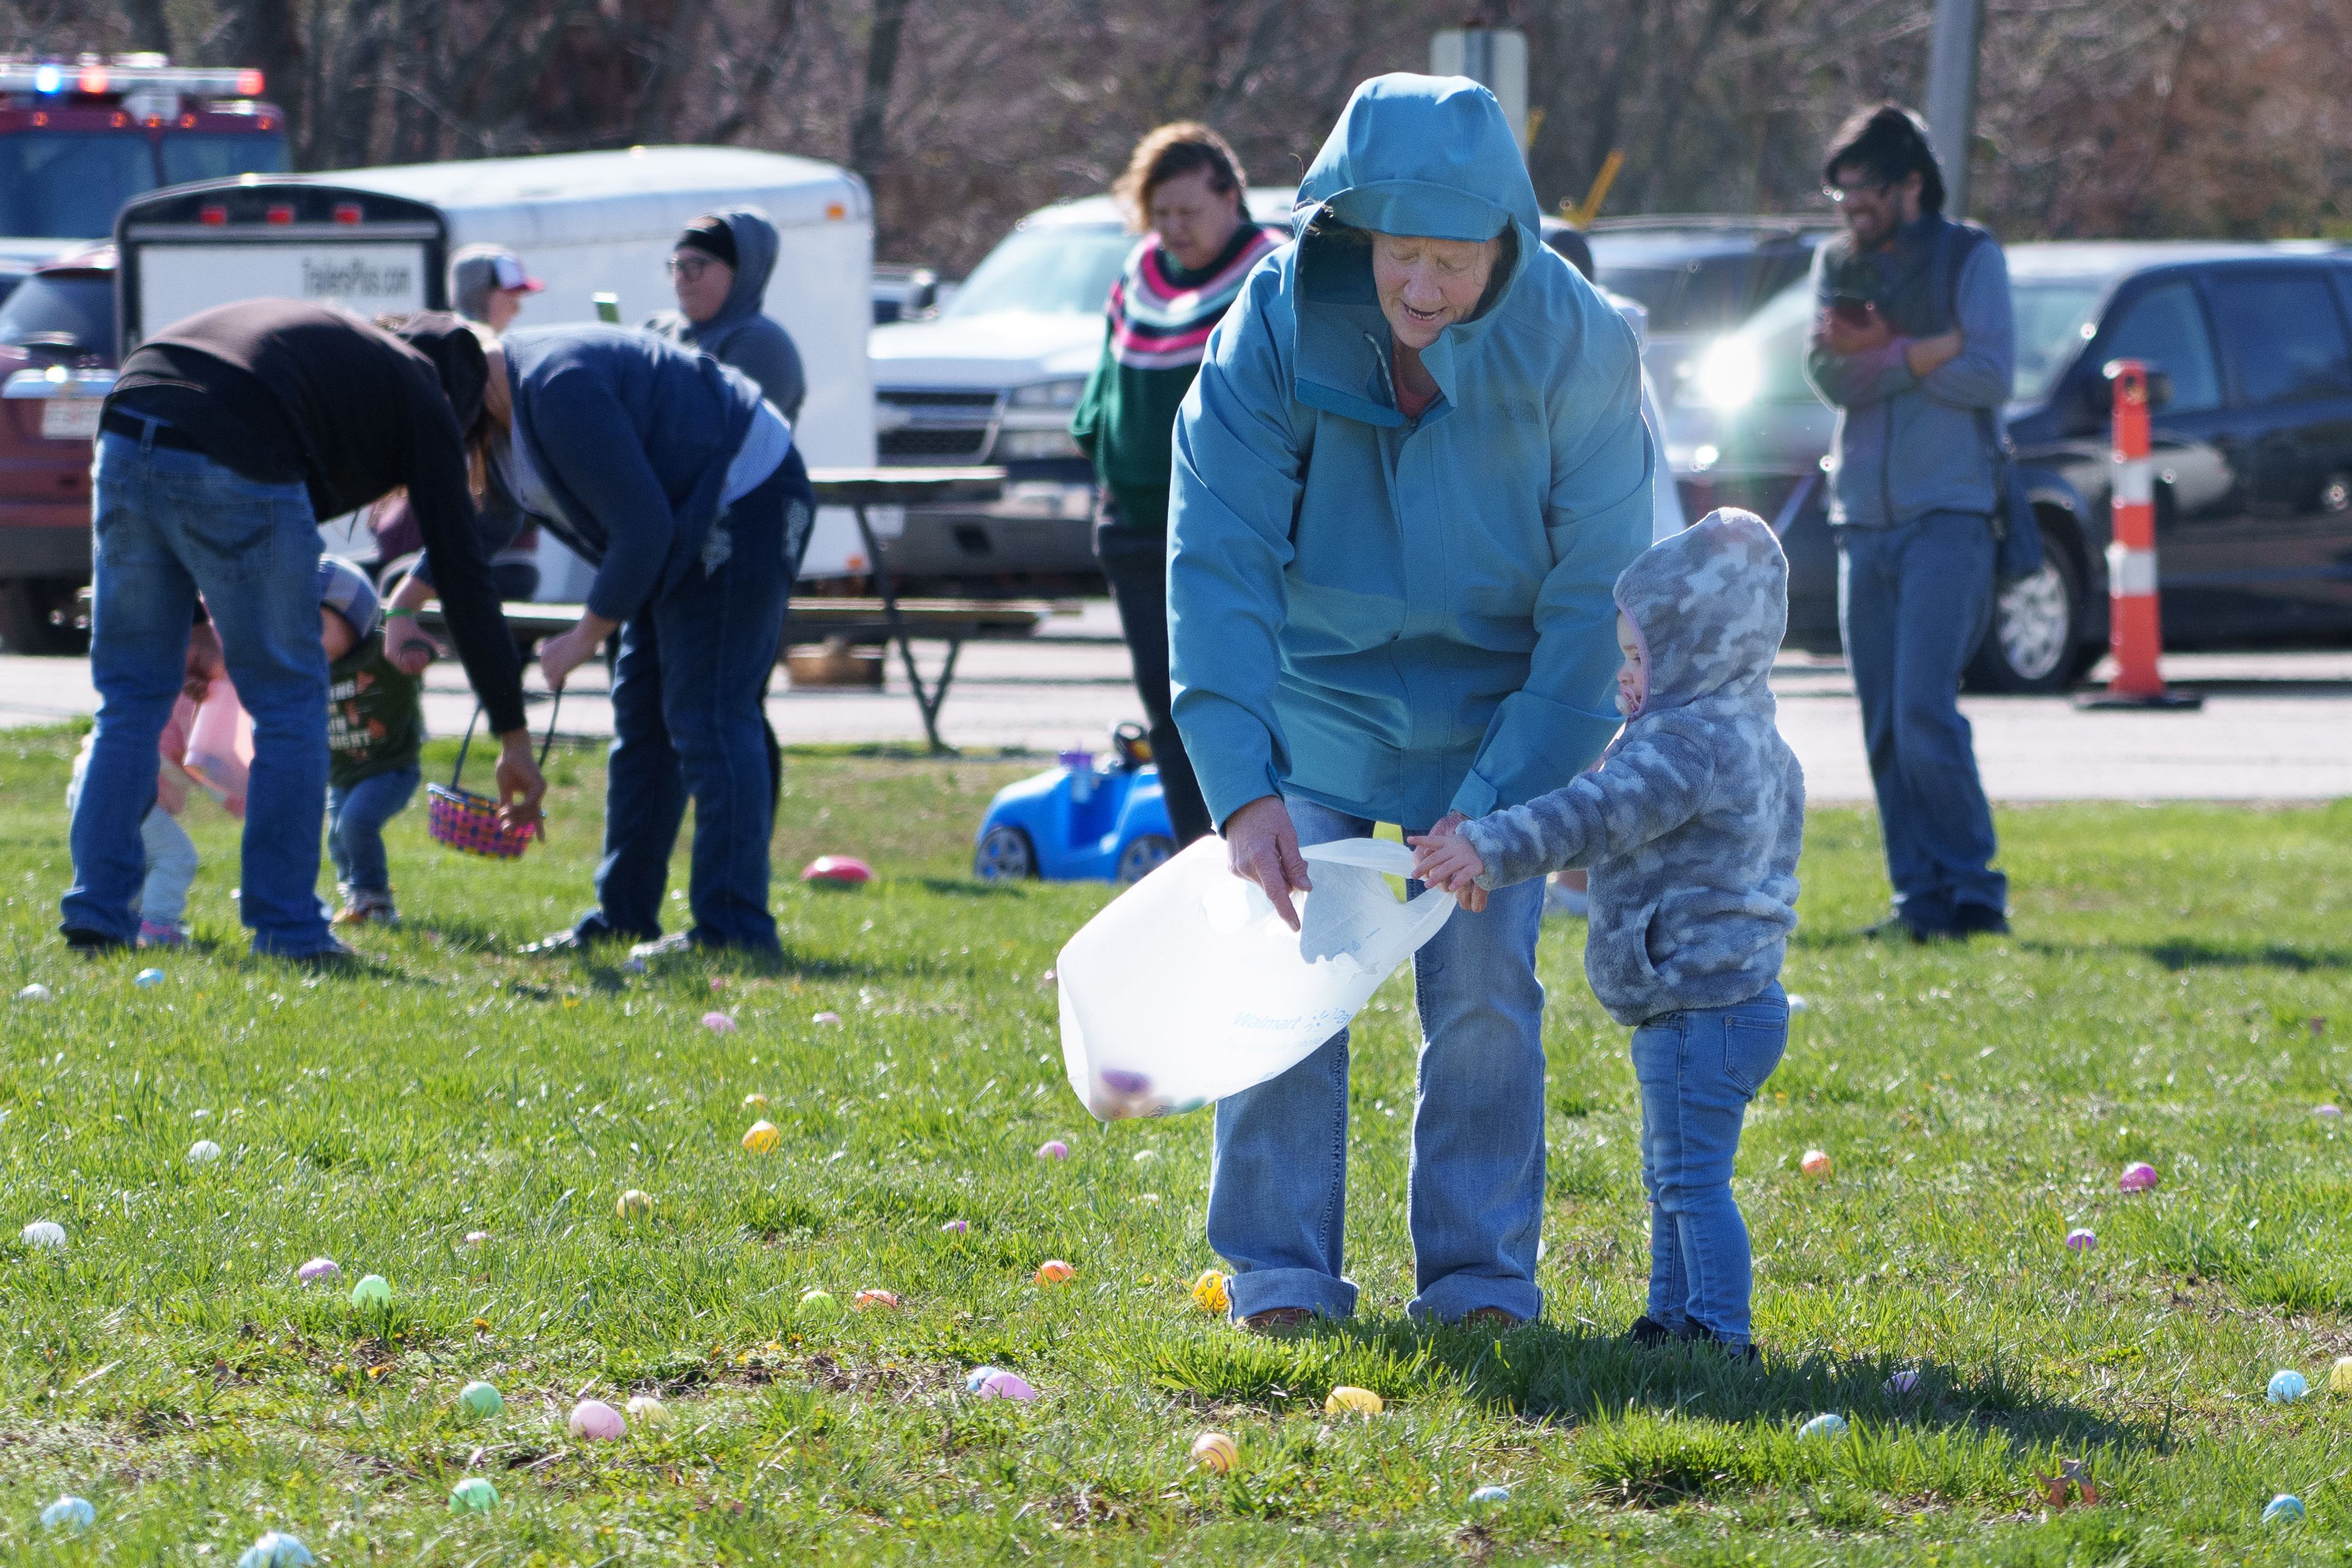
[
  {"xmin": 1325, "ymin": 1385, "xmax": 1383, "ymax": 1416},
  {"xmin": 615, "ymin": 1189, "xmax": 654, "ymax": 1218},
  {"xmin": 741, "ymin": 1120, "xmax": 779, "ymax": 1153},
  {"xmin": 1190, "ymin": 1269, "xmax": 1229, "ymax": 1314},
  {"xmin": 1190, "ymin": 1431, "xmax": 1237, "ymax": 1473}
]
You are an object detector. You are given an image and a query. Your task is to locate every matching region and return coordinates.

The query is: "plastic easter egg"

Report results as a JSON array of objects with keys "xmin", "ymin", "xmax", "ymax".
[
  {"xmin": 20, "ymin": 1220, "xmax": 64, "ymax": 1250},
  {"xmin": 743, "ymin": 1092, "xmax": 770, "ymax": 1109},
  {"xmin": 1133, "ymin": 1148, "xmax": 1159, "ymax": 1164},
  {"xmin": 350, "ymin": 1273, "xmax": 392, "ymax": 1310},
  {"xmin": 2264, "ymin": 1494, "xmax": 2305, "ymax": 1524},
  {"xmin": 1325, "ymin": 1386, "xmax": 1383, "ymax": 1416},
  {"xmin": 296, "ymin": 1256, "xmax": 339, "ymax": 1284},
  {"xmin": 39, "ymin": 1495, "xmax": 94, "ymax": 1532},
  {"xmin": 964, "ymin": 1365, "xmax": 1004, "ymax": 1393},
  {"xmin": 2317, "ymin": 1104, "xmax": 2343, "ymax": 1119},
  {"xmin": 853, "ymin": 1288, "xmax": 902, "ymax": 1310},
  {"xmin": 702, "ymin": 1011, "xmax": 737, "ymax": 1033},
  {"xmin": 188, "ymin": 1138, "xmax": 223, "ymax": 1164},
  {"xmin": 2118, "ymin": 1161, "xmax": 2159, "ymax": 1192},
  {"xmin": 972, "ymin": 1368, "xmax": 1037, "ymax": 1402},
  {"xmin": 813, "ymin": 1011, "xmax": 842, "ymax": 1025},
  {"xmin": 2269, "ymin": 1369, "xmax": 2310, "ymax": 1404},
  {"xmin": 1884, "ymin": 1369, "xmax": 1921, "ymax": 1396},
  {"xmin": 2064, "ymin": 1227, "xmax": 2097, "ymax": 1252},
  {"xmin": 457, "ymin": 1380, "xmax": 505, "ymax": 1418},
  {"xmin": 616, "ymin": 1189, "xmax": 654, "ymax": 1219},
  {"xmin": 134, "ymin": 968, "xmax": 164, "ymax": 987},
  {"xmin": 741, "ymin": 1120, "xmax": 779, "ymax": 1153},
  {"xmin": 1190, "ymin": 1270, "xmax": 1229, "ymax": 1314},
  {"xmin": 1799, "ymin": 1412, "xmax": 1848, "ymax": 1440},
  {"xmin": 462, "ymin": 1230, "xmax": 491, "ymax": 1246},
  {"xmin": 940, "ymin": 1218, "xmax": 969, "ymax": 1235},
  {"xmin": 15, "ymin": 983, "xmax": 51, "ymax": 1003},
  {"xmin": 799, "ymin": 1288, "xmax": 841, "ymax": 1318},
  {"xmin": 1799, "ymin": 1149, "xmax": 1832, "ymax": 1178},
  {"xmin": 1469, "ymin": 1485, "xmax": 1512, "ymax": 1504},
  {"xmin": 801, "ymin": 855, "xmax": 873, "ymax": 887},
  {"xmin": 568, "ymin": 1398, "xmax": 626, "ymax": 1440},
  {"xmin": 1190, "ymin": 1432, "xmax": 1237, "ymax": 1473},
  {"xmin": 621, "ymin": 956, "xmax": 648, "ymax": 975},
  {"xmin": 1034, "ymin": 1259, "xmax": 1075, "ymax": 1285},
  {"xmin": 238, "ymin": 1532, "xmax": 314, "ymax": 1568},
  {"xmin": 448, "ymin": 1476, "xmax": 498, "ymax": 1512},
  {"xmin": 1035, "ymin": 1140, "xmax": 1070, "ymax": 1161},
  {"xmin": 625, "ymin": 1394, "xmax": 669, "ymax": 1426},
  {"xmin": 1135, "ymin": 1192, "xmax": 1161, "ymax": 1206},
  {"xmin": 1787, "ymin": 994, "xmax": 1809, "ymax": 1014},
  {"xmin": 2331, "ymin": 1356, "xmax": 2352, "ymax": 1394}
]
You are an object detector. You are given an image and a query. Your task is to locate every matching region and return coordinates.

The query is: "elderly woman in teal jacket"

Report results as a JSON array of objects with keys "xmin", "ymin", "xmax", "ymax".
[{"xmin": 1169, "ymin": 74, "xmax": 1652, "ymax": 1332}]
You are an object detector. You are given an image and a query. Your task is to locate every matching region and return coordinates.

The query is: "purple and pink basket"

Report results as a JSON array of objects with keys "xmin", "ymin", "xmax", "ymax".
[{"xmin": 428, "ymin": 694, "xmax": 560, "ymax": 860}]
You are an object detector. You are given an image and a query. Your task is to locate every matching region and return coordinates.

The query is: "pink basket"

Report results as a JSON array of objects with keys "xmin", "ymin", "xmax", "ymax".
[{"xmin": 428, "ymin": 694, "xmax": 559, "ymax": 860}]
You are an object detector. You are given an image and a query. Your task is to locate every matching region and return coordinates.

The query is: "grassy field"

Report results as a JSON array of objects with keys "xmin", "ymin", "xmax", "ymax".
[{"xmin": 1, "ymin": 724, "xmax": 2350, "ymax": 1565}]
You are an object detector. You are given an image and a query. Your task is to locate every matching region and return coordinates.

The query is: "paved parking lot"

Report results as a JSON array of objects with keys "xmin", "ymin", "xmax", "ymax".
[{"xmin": 2, "ymin": 602, "xmax": 2346, "ymax": 802}]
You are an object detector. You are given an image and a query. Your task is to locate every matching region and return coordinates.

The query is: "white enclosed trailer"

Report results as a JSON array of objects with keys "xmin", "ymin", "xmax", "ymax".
[{"xmin": 114, "ymin": 145, "xmax": 884, "ymax": 587}]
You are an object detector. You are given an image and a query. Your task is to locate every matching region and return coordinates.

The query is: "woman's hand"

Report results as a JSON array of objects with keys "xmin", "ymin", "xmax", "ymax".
[
  {"xmin": 536, "ymin": 612, "xmax": 618, "ymax": 691},
  {"xmin": 182, "ymin": 621, "xmax": 224, "ymax": 703},
  {"xmin": 1223, "ymin": 795, "xmax": 1312, "ymax": 932},
  {"xmin": 382, "ymin": 613, "xmax": 440, "ymax": 676},
  {"xmin": 1409, "ymin": 813, "xmax": 1488, "ymax": 911},
  {"xmin": 494, "ymin": 728, "xmax": 547, "ymax": 832}
]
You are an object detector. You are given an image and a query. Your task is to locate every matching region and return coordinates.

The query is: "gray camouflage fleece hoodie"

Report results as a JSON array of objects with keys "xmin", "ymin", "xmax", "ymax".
[{"xmin": 1460, "ymin": 508, "xmax": 1805, "ymax": 1025}]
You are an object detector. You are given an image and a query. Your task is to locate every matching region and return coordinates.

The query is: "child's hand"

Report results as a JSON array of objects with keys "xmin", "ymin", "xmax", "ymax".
[{"xmin": 1407, "ymin": 828, "xmax": 1487, "ymax": 908}]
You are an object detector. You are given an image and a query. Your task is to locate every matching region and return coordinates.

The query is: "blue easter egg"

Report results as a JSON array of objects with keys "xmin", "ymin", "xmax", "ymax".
[
  {"xmin": 39, "ymin": 1495, "xmax": 94, "ymax": 1532},
  {"xmin": 2268, "ymin": 1369, "xmax": 2310, "ymax": 1404},
  {"xmin": 2264, "ymin": 1494, "xmax": 2305, "ymax": 1524}
]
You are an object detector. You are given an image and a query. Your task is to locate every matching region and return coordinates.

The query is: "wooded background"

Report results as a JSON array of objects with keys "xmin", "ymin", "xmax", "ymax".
[{"xmin": 7, "ymin": 0, "xmax": 2346, "ymax": 272}]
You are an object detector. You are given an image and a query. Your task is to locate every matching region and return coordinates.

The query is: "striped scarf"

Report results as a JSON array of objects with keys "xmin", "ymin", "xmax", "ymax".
[{"xmin": 1105, "ymin": 225, "xmax": 1281, "ymax": 371}]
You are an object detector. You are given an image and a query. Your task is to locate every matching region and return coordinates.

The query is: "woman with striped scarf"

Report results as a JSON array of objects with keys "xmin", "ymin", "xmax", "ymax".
[{"xmin": 1072, "ymin": 123, "xmax": 1279, "ymax": 846}]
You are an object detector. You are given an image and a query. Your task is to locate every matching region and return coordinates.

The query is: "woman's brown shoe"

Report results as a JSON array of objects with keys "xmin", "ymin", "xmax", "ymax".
[
  {"xmin": 1460, "ymin": 1306, "xmax": 1525, "ymax": 1331},
  {"xmin": 1240, "ymin": 1307, "xmax": 1316, "ymax": 1335}
]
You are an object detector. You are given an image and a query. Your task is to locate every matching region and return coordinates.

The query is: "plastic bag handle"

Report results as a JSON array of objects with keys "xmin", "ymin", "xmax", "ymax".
[{"xmin": 449, "ymin": 689, "xmax": 564, "ymax": 789}]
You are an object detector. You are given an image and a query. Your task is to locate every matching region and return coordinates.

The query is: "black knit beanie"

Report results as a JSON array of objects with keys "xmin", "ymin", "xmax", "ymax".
[
  {"xmin": 677, "ymin": 215, "xmax": 738, "ymax": 269},
  {"xmin": 391, "ymin": 312, "xmax": 490, "ymax": 432}
]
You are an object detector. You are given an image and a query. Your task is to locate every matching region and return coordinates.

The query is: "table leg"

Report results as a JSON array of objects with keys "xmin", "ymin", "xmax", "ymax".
[{"xmin": 853, "ymin": 503, "xmax": 950, "ymax": 754}]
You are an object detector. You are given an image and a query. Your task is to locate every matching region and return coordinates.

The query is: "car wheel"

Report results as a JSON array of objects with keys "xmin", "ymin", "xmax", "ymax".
[
  {"xmin": 1115, "ymin": 834, "xmax": 1175, "ymax": 884},
  {"xmin": 0, "ymin": 579, "xmax": 82, "ymax": 655},
  {"xmin": 973, "ymin": 824, "xmax": 1036, "ymax": 881},
  {"xmin": 1964, "ymin": 525, "xmax": 2083, "ymax": 694}
]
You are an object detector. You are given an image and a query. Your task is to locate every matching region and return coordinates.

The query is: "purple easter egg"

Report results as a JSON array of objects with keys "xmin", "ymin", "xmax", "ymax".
[
  {"xmin": 702, "ymin": 1012, "xmax": 737, "ymax": 1033},
  {"xmin": 2118, "ymin": 1161, "xmax": 2159, "ymax": 1193},
  {"xmin": 1035, "ymin": 1140, "xmax": 1069, "ymax": 1161},
  {"xmin": 2065, "ymin": 1227, "xmax": 2097, "ymax": 1251},
  {"xmin": 975, "ymin": 1369, "xmax": 1037, "ymax": 1402},
  {"xmin": 940, "ymin": 1219, "xmax": 968, "ymax": 1235},
  {"xmin": 297, "ymin": 1256, "xmax": 340, "ymax": 1283},
  {"xmin": 1099, "ymin": 1069, "xmax": 1152, "ymax": 1095}
]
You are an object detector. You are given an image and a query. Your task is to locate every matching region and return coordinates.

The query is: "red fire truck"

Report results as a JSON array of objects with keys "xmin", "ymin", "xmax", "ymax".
[{"xmin": 0, "ymin": 56, "xmax": 283, "ymax": 649}]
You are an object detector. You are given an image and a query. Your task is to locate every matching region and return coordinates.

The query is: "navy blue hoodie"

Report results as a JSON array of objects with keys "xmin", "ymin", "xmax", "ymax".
[{"xmin": 643, "ymin": 207, "xmax": 807, "ymax": 422}]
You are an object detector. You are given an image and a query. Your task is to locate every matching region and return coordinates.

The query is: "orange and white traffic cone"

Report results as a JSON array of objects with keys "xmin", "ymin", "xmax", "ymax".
[{"xmin": 2076, "ymin": 358, "xmax": 2202, "ymax": 711}]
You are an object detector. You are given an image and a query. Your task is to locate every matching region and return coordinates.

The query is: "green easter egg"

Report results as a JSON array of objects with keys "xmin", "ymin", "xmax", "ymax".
[
  {"xmin": 799, "ymin": 1288, "xmax": 841, "ymax": 1318},
  {"xmin": 448, "ymin": 1477, "xmax": 498, "ymax": 1512},
  {"xmin": 457, "ymin": 1380, "xmax": 504, "ymax": 1417},
  {"xmin": 350, "ymin": 1274, "xmax": 392, "ymax": 1310}
]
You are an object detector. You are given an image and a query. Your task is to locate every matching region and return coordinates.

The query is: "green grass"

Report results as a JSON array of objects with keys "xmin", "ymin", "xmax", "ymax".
[{"xmin": 1, "ymin": 723, "xmax": 2350, "ymax": 1564}]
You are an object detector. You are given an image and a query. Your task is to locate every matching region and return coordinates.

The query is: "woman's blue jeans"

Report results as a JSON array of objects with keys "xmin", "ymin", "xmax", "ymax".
[
  {"xmin": 1207, "ymin": 794, "xmax": 1549, "ymax": 1326},
  {"xmin": 64, "ymin": 433, "xmax": 336, "ymax": 957},
  {"xmin": 575, "ymin": 450, "xmax": 807, "ymax": 952},
  {"xmin": 327, "ymin": 765, "xmax": 420, "ymax": 895},
  {"xmin": 1629, "ymin": 983, "xmax": 1787, "ymax": 1346}
]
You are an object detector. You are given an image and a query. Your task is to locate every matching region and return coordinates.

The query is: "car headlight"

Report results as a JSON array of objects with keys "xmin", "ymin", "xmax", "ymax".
[
  {"xmin": 994, "ymin": 428, "xmax": 1082, "ymax": 460},
  {"xmin": 1008, "ymin": 377, "xmax": 1087, "ymax": 410},
  {"xmin": 1684, "ymin": 336, "xmax": 1763, "ymax": 411}
]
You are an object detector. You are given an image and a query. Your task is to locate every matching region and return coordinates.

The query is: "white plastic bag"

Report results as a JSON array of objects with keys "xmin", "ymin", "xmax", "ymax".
[{"xmin": 1057, "ymin": 835, "xmax": 1456, "ymax": 1120}]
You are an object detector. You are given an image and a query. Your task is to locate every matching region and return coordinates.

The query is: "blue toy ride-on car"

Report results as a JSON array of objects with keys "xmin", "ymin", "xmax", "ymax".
[{"xmin": 974, "ymin": 722, "xmax": 1178, "ymax": 884}]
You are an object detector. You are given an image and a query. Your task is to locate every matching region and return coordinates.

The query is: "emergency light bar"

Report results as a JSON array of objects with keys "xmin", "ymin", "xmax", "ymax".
[{"xmin": 0, "ymin": 59, "xmax": 263, "ymax": 98}]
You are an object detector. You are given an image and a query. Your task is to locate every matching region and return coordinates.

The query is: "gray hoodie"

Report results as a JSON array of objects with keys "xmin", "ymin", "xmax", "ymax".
[
  {"xmin": 1460, "ymin": 508, "xmax": 1805, "ymax": 1025},
  {"xmin": 644, "ymin": 207, "xmax": 807, "ymax": 423}
]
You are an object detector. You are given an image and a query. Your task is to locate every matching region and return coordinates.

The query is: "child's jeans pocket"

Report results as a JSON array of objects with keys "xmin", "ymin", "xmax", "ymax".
[{"xmin": 1722, "ymin": 1015, "xmax": 1787, "ymax": 1099}]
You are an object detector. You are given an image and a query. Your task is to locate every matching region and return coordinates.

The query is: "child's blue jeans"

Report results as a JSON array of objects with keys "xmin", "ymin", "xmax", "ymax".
[
  {"xmin": 1629, "ymin": 982, "xmax": 1788, "ymax": 1346},
  {"xmin": 327, "ymin": 765, "xmax": 420, "ymax": 896}
]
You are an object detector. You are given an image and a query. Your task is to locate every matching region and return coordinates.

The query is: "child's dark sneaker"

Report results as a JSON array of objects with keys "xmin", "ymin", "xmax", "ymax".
[{"xmin": 1625, "ymin": 1315, "xmax": 1683, "ymax": 1347}]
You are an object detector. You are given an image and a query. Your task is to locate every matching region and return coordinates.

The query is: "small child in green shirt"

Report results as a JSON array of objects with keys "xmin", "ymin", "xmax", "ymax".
[{"xmin": 320, "ymin": 556, "xmax": 424, "ymax": 927}]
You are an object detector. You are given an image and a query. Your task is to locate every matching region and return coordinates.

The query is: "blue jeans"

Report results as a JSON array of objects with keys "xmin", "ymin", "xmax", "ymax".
[
  {"xmin": 1838, "ymin": 511, "xmax": 2006, "ymax": 929},
  {"xmin": 327, "ymin": 765, "xmax": 420, "ymax": 895},
  {"xmin": 1207, "ymin": 794, "xmax": 1549, "ymax": 1325},
  {"xmin": 1630, "ymin": 983, "xmax": 1787, "ymax": 1346},
  {"xmin": 574, "ymin": 450, "xmax": 806, "ymax": 952},
  {"xmin": 65, "ymin": 433, "xmax": 336, "ymax": 957}
]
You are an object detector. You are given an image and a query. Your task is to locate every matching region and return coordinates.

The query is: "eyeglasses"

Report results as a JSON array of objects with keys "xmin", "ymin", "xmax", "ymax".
[
  {"xmin": 666, "ymin": 256, "xmax": 713, "ymax": 280},
  {"xmin": 1820, "ymin": 180, "xmax": 1889, "ymax": 205}
]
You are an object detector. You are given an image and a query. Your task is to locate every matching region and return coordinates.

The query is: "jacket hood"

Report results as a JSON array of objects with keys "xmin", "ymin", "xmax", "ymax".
[
  {"xmin": 689, "ymin": 207, "xmax": 781, "ymax": 349},
  {"xmin": 1615, "ymin": 508, "xmax": 1787, "ymax": 713},
  {"xmin": 392, "ymin": 311, "xmax": 489, "ymax": 432}
]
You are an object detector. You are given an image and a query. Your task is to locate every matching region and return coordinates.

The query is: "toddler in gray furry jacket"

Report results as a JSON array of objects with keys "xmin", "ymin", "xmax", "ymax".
[{"xmin": 1411, "ymin": 507, "xmax": 1804, "ymax": 1352}]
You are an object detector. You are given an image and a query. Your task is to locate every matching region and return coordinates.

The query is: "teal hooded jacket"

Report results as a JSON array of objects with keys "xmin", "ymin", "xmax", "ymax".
[{"xmin": 1167, "ymin": 74, "xmax": 1654, "ymax": 832}]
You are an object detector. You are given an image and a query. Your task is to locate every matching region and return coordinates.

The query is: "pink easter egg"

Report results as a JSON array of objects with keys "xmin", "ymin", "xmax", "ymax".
[
  {"xmin": 2316, "ymin": 1104, "xmax": 2343, "ymax": 1119},
  {"xmin": 2118, "ymin": 1161, "xmax": 2159, "ymax": 1193},
  {"xmin": 940, "ymin": 1219, "xmax": 969, "ymax": 1235},
  {"xmin": 702, "ymin": 1012, "xmax": 737, "ymax": 1033},
  {"xmin": 1036, "ymin": 1140, "xmax": 1070, "ymax": 1161},
  {"xmin": 802, "ymin": 855, "xmax": 873, "ymax": 887},
  {"xmin": 568, "ymin": 1398, "xmax": 627, "ymax": 1440},
  {"xmin": 813, "ymin": 1011, "xmax": 842, "ymax": 1026},
  {"xmin": 976, "ymin": 1369, "xmax": 1038, "ymax": 1402},
  {"xmin": 2065, "ymin": 1227, "xmax": 2097, "ymax": 1252}
]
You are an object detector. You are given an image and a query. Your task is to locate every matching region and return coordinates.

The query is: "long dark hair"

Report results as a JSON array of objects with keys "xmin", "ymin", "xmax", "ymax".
[{"xmin": 1824, "ymin": 103, "xmax": 1945, "ymax": 214}]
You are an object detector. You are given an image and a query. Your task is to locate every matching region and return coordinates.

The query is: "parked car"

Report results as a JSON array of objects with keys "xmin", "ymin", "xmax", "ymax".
[
  {"xmin": 0, "ymin": 244, "xmax": 113, "ymax": 651},
  {"xmin": 1583, "ymin": 215, "xmax": 1833, "ymax": 419},
  {"xmin": 868, "ymin": 186, "xmax": 1296, "ymax": 587},
  {"xmin": 1670, "ymin": 241, "xmax": 2352, "ymax": 689}
]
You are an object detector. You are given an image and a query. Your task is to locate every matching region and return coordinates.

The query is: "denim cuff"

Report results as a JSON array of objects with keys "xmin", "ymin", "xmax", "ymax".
[
  {"xmin": 1223, "ymin": 1265, "xmax": 1359, "ymax": 1324},
  {"xmin": 1408, "ymin": 1270, "xmax": 1543, "ymax": 1327}
]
